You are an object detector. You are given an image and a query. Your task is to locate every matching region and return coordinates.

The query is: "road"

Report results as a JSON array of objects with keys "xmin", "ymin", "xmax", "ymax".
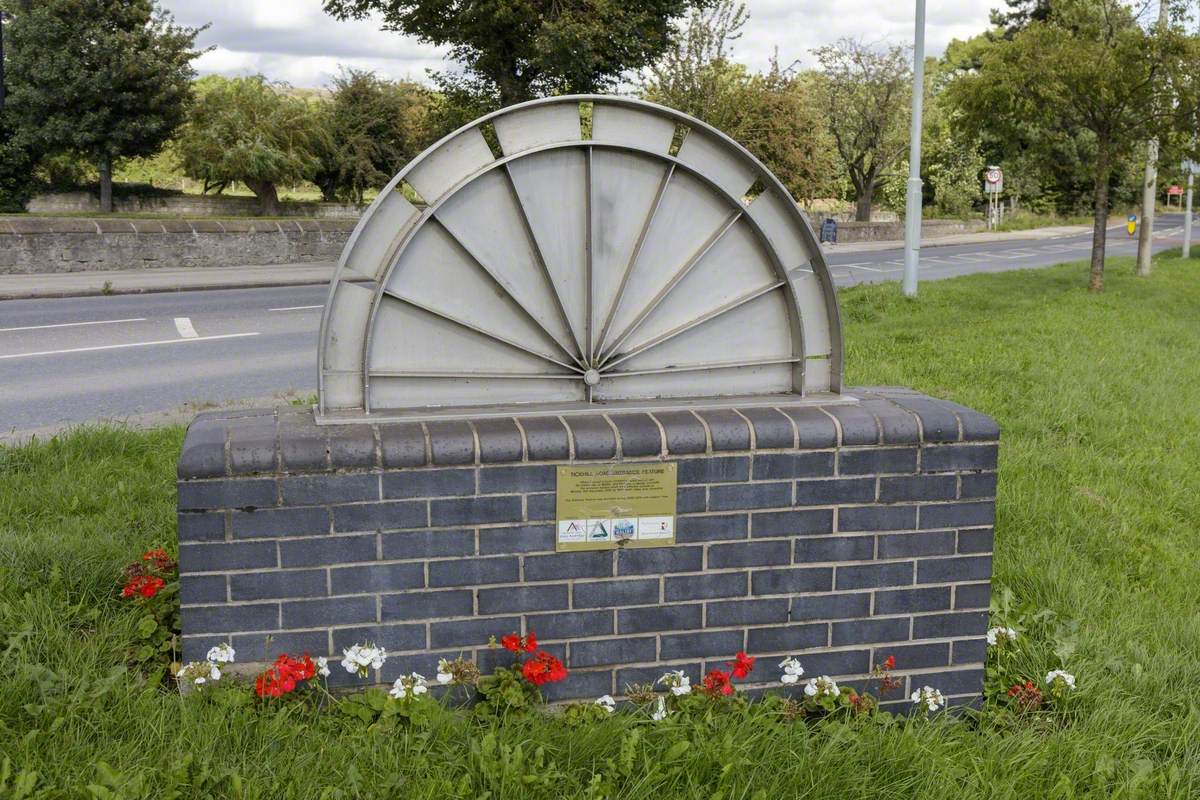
[{"xmin": 0, "ymin": 217, "xmax": 1187, "ymax": 439}]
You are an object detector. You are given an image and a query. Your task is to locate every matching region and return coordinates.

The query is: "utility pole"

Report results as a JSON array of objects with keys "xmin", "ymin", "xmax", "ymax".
[
  {"xmin": 902, "ymin": 0, "xmax": 926, "ymax": 298},
  {"xmin": 0, "ymin": 10, "xmax": 7, "ymax": 112},
  {"xmin": 1184, "ymin": 170, "xmax": 1193, "ymax": 258},
  {"xmin": 1136, "ymin": 0, "xmax": 1170, "ymax": 277}
]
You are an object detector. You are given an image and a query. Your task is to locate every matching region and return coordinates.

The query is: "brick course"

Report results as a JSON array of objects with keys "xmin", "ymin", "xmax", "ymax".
[{"xmin": 177, "ymin": 389, "xmax": 997, "ymax": 705}]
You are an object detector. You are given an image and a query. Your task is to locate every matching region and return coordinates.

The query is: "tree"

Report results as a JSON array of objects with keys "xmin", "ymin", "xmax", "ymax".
[
  {"xmin": 990, "ymin": 0, "xmax": 1052, "ymax": 37},
  {"xmin": 176, "ymin": 76, "xmax": 324, "ymax": 216},
  {"xmin": 812, "ymin": 40, "xmax": 912, "ymax": 221},
  {"xmin": 946, "ymin": 0, "xmax": 1200, "ymax": 291},
  {"xmin": 313, "ymin": 69, "xmax": 432, "ymax": 203},
  {"xmin": 4, "ymin": 0, "xmax": 200, "ymax": 212},
  {"xmin": 322, "ymin": 0, "xmax": 714, "ymax": 107},
  {"xmin": 641, "ymin": 1, "xmax": 838, "ymax": 205}
]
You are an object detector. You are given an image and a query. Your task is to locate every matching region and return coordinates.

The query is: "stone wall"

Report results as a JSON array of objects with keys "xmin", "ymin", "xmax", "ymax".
[
  {"xmin": 0, "ymin": 217, "xmax": 357, "ymax": 274},
  {"xmin": 176, "ymin": 388, "xmax": 999, "ymax": 706},
  {"xmin": 834, "ymin": 219, "xmax": 986, "ymax": 243},
  {"xmin": 25, "ymin": 191, "xmax": 365, "ymax": 219}
]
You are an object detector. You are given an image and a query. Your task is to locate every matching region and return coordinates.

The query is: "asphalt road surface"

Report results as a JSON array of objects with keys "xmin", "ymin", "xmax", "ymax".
[{"xmin": 0, "ymin": 216, "xmax": 1187, "ymax": 439}]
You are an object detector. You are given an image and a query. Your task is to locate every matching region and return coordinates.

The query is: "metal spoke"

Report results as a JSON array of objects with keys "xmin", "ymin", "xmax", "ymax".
[
  {"xmin": 426, "ymin": 216, "xmax": 585, "ymax": 367},
  {"xmin": 591, "ymin": 162, "xmax": 675, "ymax": 360},
  {"xmin": 596, "ymin": 210, "xmax": 741, "ymax": 365},
  {"xmin": 584, "ymin": 145, "xmax": 595, "ymax": 369},
  {"xmin": 369, "ymin": 370, "xmax": 580, "ymax": 379},
  {"xmin": 382, "ymin": 288, "xmax": 583, "ymax": 374},
  {"xmin": 604, "ymin": 356, "xmax": 801, "ymax": 378},
  {"xmin": 599, "ymin": 281, "xmax": 785, "ymax": 372},
  {"xmin": 501, "ymin": 162, "xmax": 588, "ymax": 362}
]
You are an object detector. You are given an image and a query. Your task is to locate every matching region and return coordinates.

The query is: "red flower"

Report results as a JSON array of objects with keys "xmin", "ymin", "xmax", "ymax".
[
  {"xmin": 121, "ymin": 574, "xmax": 165, "ymax": 599},
  {"xmin": 883, "ymin": 655, "xmax": 896, "ymax": 671},
  {"xmin": 501, "ymin": 631, "xmax": 537, "ymax": 653},
  {"xmin": 521, "ymin": 651, "xmax": 567, "ymax": 686},
  {"xmin": 727, "ymin": 651, "xmax": 755, "ymax": 679},
  {"xmin": 255, "ymin": 653, "xmax": 317, "ymax": 698},
  {"xmin": 702, "ymin": 669, "xmax": 733, "ymax": 696},
  {"xmin": 1007, "ymin": 680, "xmax": 1043, "ymax": 712}
]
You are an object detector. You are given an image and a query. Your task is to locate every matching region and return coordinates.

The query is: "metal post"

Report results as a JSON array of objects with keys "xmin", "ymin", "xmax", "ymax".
[
  {"xmin": 0, "ymin": 11, "xmax": 7, "ymax": 112},
  {"xmin": 1136, "ymin": 0, "xmax": 1170, "ymax": 276},
  {"xmin": 902, "ymin": 0, "xmax": 926, "ymax": 298},
  {"xmin": 1185, "ymin": 171, "xmax": 1194, "ymax": 259}
]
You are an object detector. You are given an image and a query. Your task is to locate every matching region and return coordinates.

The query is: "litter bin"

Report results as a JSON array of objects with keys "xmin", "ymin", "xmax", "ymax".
[{"xmin": 819, "ymin": 217, "xmax": 838, "ymax": 244}]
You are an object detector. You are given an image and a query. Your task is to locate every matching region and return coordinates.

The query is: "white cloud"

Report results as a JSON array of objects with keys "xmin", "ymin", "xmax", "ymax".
[{"xmin": 161, "ymin": 0, "xmax": 996, "ymax": 88}]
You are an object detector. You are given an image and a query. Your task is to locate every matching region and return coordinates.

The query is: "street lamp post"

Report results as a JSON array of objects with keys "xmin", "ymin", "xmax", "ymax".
[
  {"xmin": 902, "ymin": 0, "xmax": 926, "ymax": 298},
  {"xmin": 1185, "ymin": 171, "xmax": 1194, "ymax": 259}
]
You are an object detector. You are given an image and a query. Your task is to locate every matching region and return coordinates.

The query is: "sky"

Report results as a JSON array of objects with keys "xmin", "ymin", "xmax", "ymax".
[{"xmin": 159, "ymin": 0, "xmax": 998, "ymax": 90}]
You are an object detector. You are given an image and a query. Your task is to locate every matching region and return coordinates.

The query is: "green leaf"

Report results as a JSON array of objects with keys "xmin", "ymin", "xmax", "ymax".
[{"xmin": 135, "ymin": 615, "xmax": 158, "ymax": 639}]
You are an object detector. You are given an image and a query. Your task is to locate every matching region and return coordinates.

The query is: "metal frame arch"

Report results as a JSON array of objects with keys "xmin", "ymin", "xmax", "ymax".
[
  {"xmin": 317, "ymin": 95, "xmax": 845, "ymax": 417},
  {"xmin": 360, "ymin": 140, "xmax": 805, "ymax": 412}
]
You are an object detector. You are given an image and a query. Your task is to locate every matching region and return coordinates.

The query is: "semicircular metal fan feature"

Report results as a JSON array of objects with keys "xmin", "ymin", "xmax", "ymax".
[{"xmin": 317, "ymin": 96, "xmax": 843, "ymax": 420}]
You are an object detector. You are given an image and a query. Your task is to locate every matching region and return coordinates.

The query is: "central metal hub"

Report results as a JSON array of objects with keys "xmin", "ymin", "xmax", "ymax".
[{"xmin": 583, "ymin": 369, "xmax": 601, "ymax": 386}]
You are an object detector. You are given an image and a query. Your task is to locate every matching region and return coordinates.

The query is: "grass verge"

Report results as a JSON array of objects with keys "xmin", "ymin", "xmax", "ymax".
[{"xmin": 2, "ymin": 256, "xmax": 1200, "ymax": 797}]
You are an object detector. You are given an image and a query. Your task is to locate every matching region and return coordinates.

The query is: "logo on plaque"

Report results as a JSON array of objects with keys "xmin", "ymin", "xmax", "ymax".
[{"xmin": 555, "ymin": 464, "xmax": 678, "ymax": 551}]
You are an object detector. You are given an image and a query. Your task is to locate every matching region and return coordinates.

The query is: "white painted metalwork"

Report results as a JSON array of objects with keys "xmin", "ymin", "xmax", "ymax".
[{"xmin": 317, "ymin": 96, "xmax": 844, "ymax": 419}]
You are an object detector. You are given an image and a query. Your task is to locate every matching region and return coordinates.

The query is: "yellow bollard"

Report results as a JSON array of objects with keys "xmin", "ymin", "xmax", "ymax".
[{"xmin": 1127, "ymin": 215, "xmax": 1138, "ymax": 237}]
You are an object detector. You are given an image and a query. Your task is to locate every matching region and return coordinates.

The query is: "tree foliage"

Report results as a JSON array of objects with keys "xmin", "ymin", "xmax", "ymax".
[
  {"xmin": 641, "ymin": 1, "xmax": 838, "ymax": 205},
  {"xmin": 322, "ymin": 0, "xmax": 714, "ymax": 106},
  {"xmin": 175, "ymin": 76, "xmax": 325, "ymax": 215},
  {"xmin": 313, "ymin": 69, "xmax": 433, "ymax": 203},
  {"xmin": 812, "ymin": 40, "xmax": 912, "ymax": 221},
  {"xmin": 3, "ymin": 0, "xmax": 201, "ymax": 212},
  {"xmin": 945, "ymin": 0, "xmax": 1200, "ymax": 290}
]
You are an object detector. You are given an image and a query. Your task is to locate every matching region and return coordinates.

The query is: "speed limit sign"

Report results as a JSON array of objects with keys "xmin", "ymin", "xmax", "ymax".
[{"xmin": 984, "ymin": 166, "xmax": 1003, "ymax": 194}]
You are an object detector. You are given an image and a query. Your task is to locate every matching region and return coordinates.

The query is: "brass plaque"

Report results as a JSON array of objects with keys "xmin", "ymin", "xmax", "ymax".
[{"xmin": 555, "ymin": 463, "xmax": 678, "ymax": 551}]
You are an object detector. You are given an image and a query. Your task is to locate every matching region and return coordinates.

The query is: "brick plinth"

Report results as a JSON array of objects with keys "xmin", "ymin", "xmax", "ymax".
[{"xmin": 176, "ymin": 388, "xmax": 998, "ymax": 704}]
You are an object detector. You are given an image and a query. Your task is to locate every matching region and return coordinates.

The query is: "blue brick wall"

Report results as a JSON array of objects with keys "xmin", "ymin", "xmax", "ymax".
[{"xmin": 176, "ymin": 388, "xmax": 998, "ymax": 704}]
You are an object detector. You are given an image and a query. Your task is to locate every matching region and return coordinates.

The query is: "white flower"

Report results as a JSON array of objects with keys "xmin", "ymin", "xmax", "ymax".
[
  {"xmin": 911, "ymin": 686, "xmax": 945, "ymax": 712},
  {"xmin": 595, "ymin": 694, "xmax": 616, "ymax": 713},
  {"xmin": 316, "ymin": 657, "xmax": 330, "ymax": 678},
  {"xmin": 206, "ymin": 643, "xmax": 236, "ymax": 664},
  {"xmin": 436, "ymin": 658, "xmax": 454, "ymax": 684},
  {"xmin": 986, "ymin": 627, "xmax": 1017, "ymax": 646},
  {"xmin": 341, "ymin": 643, "xmax": 387, "ymax": 677},
  {"xmin": 176, "ymin": 661, "xmax": 221, "ymax": 688},
  {"xmin": 803, "ymin": 675, "xmax": 839, "ymax": 698},
  {"xmin": 650, "ymin": 696, "xmax": 668, "ymax": 721},
  {"xmin": 656, "ymin": 669, "xmax": 692, "ymax": 696},
  {"xmin": 389, "ymin": 672, "xmax": 428, "ymax": 700},
  {"xmin": 1045, "ymin": 670, "xmax": 1076, "ymax": 690},
  {"xmin": 779, "ymin": 657, "xmax": 805, "ymax": 685}
]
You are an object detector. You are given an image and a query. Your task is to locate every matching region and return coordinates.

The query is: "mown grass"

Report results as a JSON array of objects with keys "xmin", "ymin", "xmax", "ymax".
[{"xmin": 3, "ymin": 256, "xmax": 1200, "ymax": 798}]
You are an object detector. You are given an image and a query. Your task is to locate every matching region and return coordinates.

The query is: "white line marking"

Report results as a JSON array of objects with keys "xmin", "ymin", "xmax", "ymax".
[
  {"xmin": 0, "ymin": 317, "xmax": 145, "ymax": 333},
  {"xmin": 0, "ymin": 332, "xmax": 260, "ymax": 361},
  {"xmin": 269, "ymin": 305, "xmax": 323, "ymax": 312},
  {"xmin": 174, "ymin": 317, "xmax": 199, "ymax": 339}
]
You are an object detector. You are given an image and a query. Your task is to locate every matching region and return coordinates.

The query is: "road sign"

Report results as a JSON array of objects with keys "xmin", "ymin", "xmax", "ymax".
[{"xmin": 984, "ymin": 166, "xmax": 1003, "ymax": 194}]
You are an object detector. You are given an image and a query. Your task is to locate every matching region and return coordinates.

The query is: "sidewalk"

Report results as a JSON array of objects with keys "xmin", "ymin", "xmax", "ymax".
[
  {"xmin": 827, "ymin": 222, "xmax": 1099, "ymax": 254},
  {"xmin": 0, "ymin": 221, "xmax": 1109, "ymax": 301}
]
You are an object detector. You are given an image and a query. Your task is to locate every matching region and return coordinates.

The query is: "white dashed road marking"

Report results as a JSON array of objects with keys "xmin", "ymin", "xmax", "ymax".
[{"xmin": 174, "ymin": 317, "xmax": 199, "ymax": 338}]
